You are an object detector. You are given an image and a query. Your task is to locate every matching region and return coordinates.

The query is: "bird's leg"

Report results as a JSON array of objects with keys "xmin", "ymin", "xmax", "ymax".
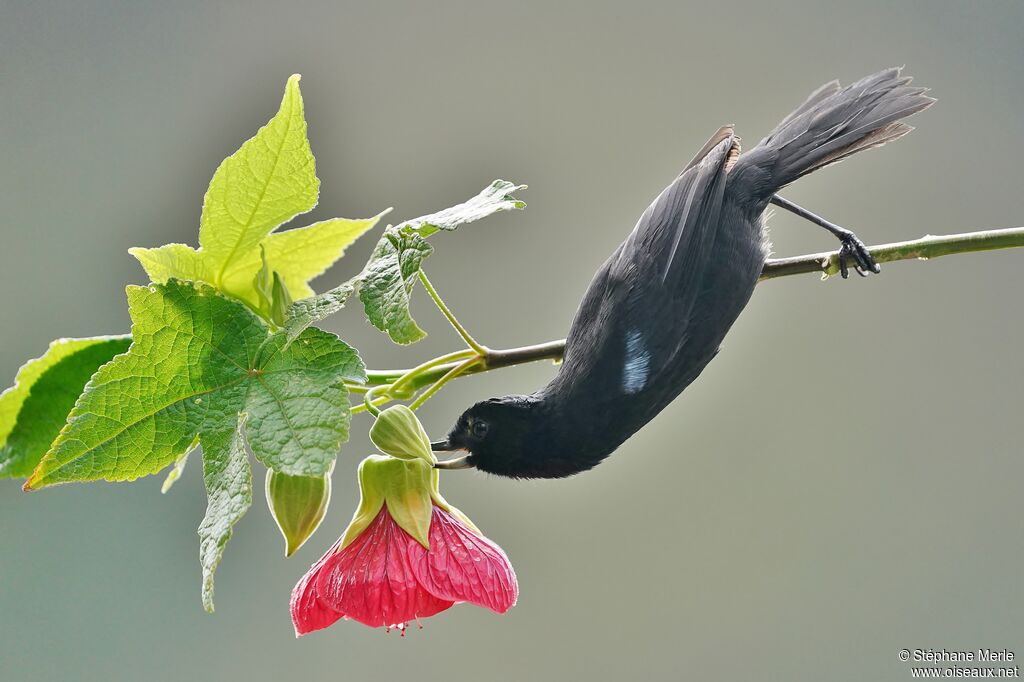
[{"xmin": 769, "ymin": 194, "xmax": 881, "ymax": 279}]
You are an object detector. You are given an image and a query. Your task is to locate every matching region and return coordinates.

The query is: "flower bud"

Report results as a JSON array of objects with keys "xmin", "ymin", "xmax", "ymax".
[
  {"xmin": 252, "ymin": 246, "xmax": 274, "ymax": 320},
  {"xmin": 369, "ymin": 405, "xmax": 434, "ymax": 464},
  {"xmin": 270, "ymin": 271, "xmax": 294, "ymax": 326},
  {"xmin": 266, "ymin": 467, "xmax": 332, "ymax": 557}
]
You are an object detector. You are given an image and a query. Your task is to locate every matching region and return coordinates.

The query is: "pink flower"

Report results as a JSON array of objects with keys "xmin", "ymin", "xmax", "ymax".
[{"xmin": 291, "ymin": 503, "xmax": 517, "ymax": 635}]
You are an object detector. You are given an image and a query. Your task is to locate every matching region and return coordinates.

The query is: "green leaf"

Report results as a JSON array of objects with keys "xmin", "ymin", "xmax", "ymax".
[
  {"xmin": 358, "ymin": 231, "xmax": 433, "ymax": 344},
  {"xmin": 244, "ymin": 326, "xmax": 364, "ymax": 474},
  {"xmin": 198, "ymin": 413, "xmax": 251, "ymax": 612},
  {"xmin": 161, "ymin": 442, "xmax": 195, "ymax": 494},
  {"xmin": 357, "ymin": 180, "xmax": 525, "ymax": 344},
  {"xmin": 128, "ymin": 76, "xmax": 384, "ymax": 312},
  {"xmin": 199, "ymin": 74, "xmax": 319, "ymax": 290},
  {"xmin": 283, "ymin": 280, "xmax": 357, "ymax": 345},
  {"xmin": 0, "ymin": 338, "xmax": 118, "ymax": 444},
  {"xmin": 0, "ymin": 336, "xmax": 131, "ymax": 479},
  {"xmin": 25, "ymin": 279, "xmax": 365, "ymax": 491},
  {"xmin": 401, "ymin": 179, "xmax": 526, "ymax": 238}
]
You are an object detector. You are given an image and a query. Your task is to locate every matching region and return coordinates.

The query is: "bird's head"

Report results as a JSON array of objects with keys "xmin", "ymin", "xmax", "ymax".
[{"xmin": 432, "ymin": 395, "xmax": 549, "ymax": 478}]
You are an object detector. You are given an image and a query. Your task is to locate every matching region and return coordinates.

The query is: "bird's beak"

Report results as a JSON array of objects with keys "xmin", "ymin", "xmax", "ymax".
[
  {"xmin": 434, "ymin": 454, "xmax": 474, "ymax": 470},
  {"xmin": 431, "ymin": 439, "xmax": 474, "ymax": 469}
]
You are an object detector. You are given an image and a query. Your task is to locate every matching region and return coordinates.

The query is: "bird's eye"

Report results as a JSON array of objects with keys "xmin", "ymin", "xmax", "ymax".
[{"xmin": 470, "ymin": 420, "xmax": 489, "ymax": 439}]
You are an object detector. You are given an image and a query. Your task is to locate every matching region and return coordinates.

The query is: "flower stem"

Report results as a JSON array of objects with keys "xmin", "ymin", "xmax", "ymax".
[
  {"xmin": 409, "ymin": 357, "xmax": 482, "ymax": 411},
  {"xmin": 418, "ymin": 270, "xmax": 489, "ymax": 356},
  {"xmin": 344, "ymin": 381, "xmax": 369, "ymax": 395},
  {"xmin": 350, "ymin": 226, "xmax": 1024, "ymax": 397},
  {"xmin": 360, "ymin": 385, "xmax": 391, "ymax": 417},
  {"xmin": 388, "ymin": 349, "xmax": 477, "ymax": 397}
]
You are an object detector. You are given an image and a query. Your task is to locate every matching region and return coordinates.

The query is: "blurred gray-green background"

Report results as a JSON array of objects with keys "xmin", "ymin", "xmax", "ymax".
[{"xmin": 2, "ymin": 1, "xmax": 1022, "ymax": 680}]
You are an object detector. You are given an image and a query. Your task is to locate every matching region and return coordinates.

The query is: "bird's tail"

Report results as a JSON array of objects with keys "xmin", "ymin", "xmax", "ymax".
[{"xmin": 732, "ymin": 67, "xmax": 934, "ymax": 200}]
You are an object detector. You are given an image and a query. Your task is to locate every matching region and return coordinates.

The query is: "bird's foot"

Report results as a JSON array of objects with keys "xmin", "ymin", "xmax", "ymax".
[
  {"xmin": 767, "ymin": 195, "xmax": 881, "ymax": 279},
  {"xmin": 835, "ymin": 230, "xmax": 880, "ymax": 279}
]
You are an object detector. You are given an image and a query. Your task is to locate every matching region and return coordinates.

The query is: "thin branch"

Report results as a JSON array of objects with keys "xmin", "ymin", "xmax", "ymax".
[
  {"xmin": 760, "ymin": 227, "xmax": 1024, "ymax": 280},
  {"xmin": 363, "ymin": 339, "xmax": 565, "ymax": 388},
  {"xmin": 357, "ymin": 226, "xmax": 1024, "ymax": 391}
]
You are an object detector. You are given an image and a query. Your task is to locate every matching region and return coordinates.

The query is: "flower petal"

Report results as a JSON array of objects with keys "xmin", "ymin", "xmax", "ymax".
[
  {"xmin": 290, "ymin": 542, "xmax": 346, "ymax": 636},
  {"xmin": 409, "ymin": 507, "xmax": 518, "ymax": 614},
  {"xmin": 314, "ymin": 506, "xmax": 453, "ymax": 629}
]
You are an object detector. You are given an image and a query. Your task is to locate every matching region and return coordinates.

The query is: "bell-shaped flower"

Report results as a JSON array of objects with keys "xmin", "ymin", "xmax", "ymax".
[{"xmin": 291, "ymin": 407, "xmax": 517, "ymax": 635}]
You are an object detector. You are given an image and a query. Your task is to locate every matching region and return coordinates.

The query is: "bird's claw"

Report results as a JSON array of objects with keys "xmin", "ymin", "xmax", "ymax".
[{"xmin": 836, "ymin": 232, "xmax": 880, "ymax": 279}]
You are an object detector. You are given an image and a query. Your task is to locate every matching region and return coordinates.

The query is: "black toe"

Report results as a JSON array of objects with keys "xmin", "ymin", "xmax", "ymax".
[{"xmin": 837, "ymin": 233, "xmax": 879, "ymax": 279}]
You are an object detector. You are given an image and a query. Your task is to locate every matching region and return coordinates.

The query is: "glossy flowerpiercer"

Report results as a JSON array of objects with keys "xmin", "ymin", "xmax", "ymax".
[{"xmin": 432, "ymin": 68, "xmax": 934, "ymax": 478}]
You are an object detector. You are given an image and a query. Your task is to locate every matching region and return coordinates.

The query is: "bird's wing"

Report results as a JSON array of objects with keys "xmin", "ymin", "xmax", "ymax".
[
  {"xmin": 615, "ymin": 130, "xmax": 736, "ymax": 313},
  {"xmin": 622, "ymin": 132, "xmax": 737, "ymax": 378},
  {"xmin": 553, "ymin": 132, "xmax": 737, "ymax": 402},
  {"xmin": 678, "ymin": 125, "xmax": 735, "ymax": 177}
]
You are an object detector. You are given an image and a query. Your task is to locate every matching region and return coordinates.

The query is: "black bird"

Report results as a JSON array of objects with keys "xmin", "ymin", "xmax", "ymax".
[{"xmin": 432, "ymin": 68, "xmax": 934, "ymax": 478}]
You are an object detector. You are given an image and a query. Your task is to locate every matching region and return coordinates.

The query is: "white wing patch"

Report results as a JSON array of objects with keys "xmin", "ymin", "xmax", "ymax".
[{"xmin": 622, "ymin": 328, "xmax": 651, "ymax": 394}]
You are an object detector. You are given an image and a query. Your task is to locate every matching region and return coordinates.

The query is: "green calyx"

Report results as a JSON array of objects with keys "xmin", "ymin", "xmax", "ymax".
[
  {"xmin": 341, "ymin": 455, "xmax": 436, "ymax": 549},
  {"xmin": 339, "ymin": 455, "xmax": 484, "ymax": 549},
  {"xmin": 369, "ymin": 405, "xmax": 434, "ymax": 464},
  {"xmin": 266, "ymin": 467, "xmax": 332, "ymax": 557}
]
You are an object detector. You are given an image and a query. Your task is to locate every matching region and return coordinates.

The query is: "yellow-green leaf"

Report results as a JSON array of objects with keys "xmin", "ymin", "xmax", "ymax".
[
  {"xmin": 128, "ymin": 77, "xmax": 385, "ymax": 314},
  {"xmin": 249, "ymin": 213, "xmax": 386, "ymax": 300},
  {"xmin": 199, "ymin": 74, "xmax": 319, "ymax": 290},
  {"xmin": 128, "ymin": 244, "xmax": 210, "ymax": 285}
]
